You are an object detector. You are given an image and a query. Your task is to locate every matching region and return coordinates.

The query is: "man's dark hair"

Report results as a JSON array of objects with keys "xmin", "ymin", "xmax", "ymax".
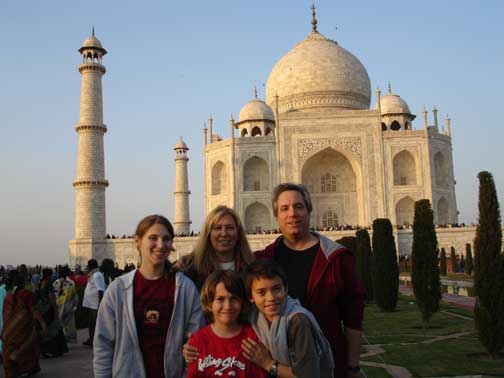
[
  {"xmin": 271, "ymin": 183, "xmax": 312, "ymax": 217},
  {"xmin": 87, "ymin": 259, "xmax": 99, "ymax": 270},
  {"xmin": 244, "ymin": 259, "xmax": 288, "ymax": 298}
]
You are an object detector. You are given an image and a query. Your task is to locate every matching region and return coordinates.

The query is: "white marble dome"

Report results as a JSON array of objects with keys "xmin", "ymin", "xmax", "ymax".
[
  {"xmin": 376, "ymin": 92, "xmax": 412, "ymax": 115},
  {"xmin": 265, "ymin": 31, "xmax": 371, "ymax": 112},
  {"xmin": 238, "ymin": 97, "xmax": 275, "ymax": 123}
]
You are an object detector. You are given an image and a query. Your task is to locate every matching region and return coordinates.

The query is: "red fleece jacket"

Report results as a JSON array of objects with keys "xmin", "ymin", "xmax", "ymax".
[{"xmin": 255, "ymin": 233, "xmax": 366, "ymax": 378}]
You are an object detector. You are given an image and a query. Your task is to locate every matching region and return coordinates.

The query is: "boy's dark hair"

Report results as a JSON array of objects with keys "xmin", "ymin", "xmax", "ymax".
[
  {"xmin": 244, "ymin": 259, "xmax": 289, "ymax": 298},
  {"xmin": 200, "ymin": 270, "xmax": 248, "ymax": 324}
]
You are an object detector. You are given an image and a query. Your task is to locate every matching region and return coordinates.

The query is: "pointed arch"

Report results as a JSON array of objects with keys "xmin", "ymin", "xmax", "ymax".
[
  {"xmin": 241, "ymin": 128, "xmax": 248, "ymax": 137},
  {"xmin": 437, "ymin": 197, "xmax": 449, "ymax": 225},
  {"xmin": 251, "ymin": 127, "xmax": 262, "ymax": 136},
  {"xmin": 244, "ymin": 202, "xmax": 271, "ymax": 233},
  {"xmin": 265, "ymin": 127, "xmax": 274, "ymax": 136},
  {"xmin": 434, "ymin": 152, "xmax": 448, "ymax": 187},
  {"xmin": 396, "ymin": 196, "xmax": 415, "ymax": 226},
  {"xmin": 393, "ymin": 150, "xmax": 417, "ymax": 186},
  {"xmin": 211, "ymin": 161, "xmax": 227, "ymax": 195},
  {"xmin": 243, "ymin": 156, "xmax": 269, "ymax": 191},
  {"xmin": 301, "ymin": 147, "xmax": 362, "ymax": 225},
  {"xmin": 391, "ymin": 120, "xmax": 401, "ymax": 130}
]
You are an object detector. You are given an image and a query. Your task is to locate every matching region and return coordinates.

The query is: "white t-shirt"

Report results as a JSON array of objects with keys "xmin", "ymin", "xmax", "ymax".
[
  {"xmin": 218, "ymin": 261, "xmax": 235, "ymax": 271},
  {"xmin": 83, "ymin": 271, "xmax": 106, "ymax": 310}
]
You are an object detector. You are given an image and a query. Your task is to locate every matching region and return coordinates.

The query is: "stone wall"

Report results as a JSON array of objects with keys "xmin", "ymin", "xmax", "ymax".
[{"xmin": 70, "ymin": 226, "xmax": 497, "ymax": 267}]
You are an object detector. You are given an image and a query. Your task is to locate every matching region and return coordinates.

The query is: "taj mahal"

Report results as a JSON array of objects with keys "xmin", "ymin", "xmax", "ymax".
[{"xmin": 69, "ymin": 9, "xmax": 476, "ymax": 268}]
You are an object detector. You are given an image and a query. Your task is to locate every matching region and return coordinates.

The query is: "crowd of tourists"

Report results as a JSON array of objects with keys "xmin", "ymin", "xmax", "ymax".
[
  {"xmin": 0, "ymin": 264, "xmax": 84, "ymax": 376},
  {"xmin": 2, "ymin": 183, "xmax": 367, "ymax": 378}
]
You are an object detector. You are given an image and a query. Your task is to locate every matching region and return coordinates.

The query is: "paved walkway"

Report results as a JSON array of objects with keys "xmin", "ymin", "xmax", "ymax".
[
  {"xmin": 0, "ymin": 330, "xmax": 93, "ymax": 378},
  {"xmin": 400, "ymin": 285, "xmax": 475, "ymax": 309}
]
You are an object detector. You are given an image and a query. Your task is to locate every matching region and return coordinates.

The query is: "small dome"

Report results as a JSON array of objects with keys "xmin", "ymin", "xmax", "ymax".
[
  {"xmin": 79, "ymin": 33, "xmax": 107, "ymax": 55},
  {"xmin": 83, "ymin": 35, "xmax": 103, "ymax": 49},
  {"xmin": 174, "ymin": 137, "xmax": 188, "ymax": 150},
  {"xmin": 266, "ymin": 31, "xmax": 371, "ymax": 112},
  {"xmin": 237, "ymin": 97, "xmax": 275, "ymax": 124},
  {"xmin": 376, "ymin": 91, "xmax": 412, "ymax": 115}
]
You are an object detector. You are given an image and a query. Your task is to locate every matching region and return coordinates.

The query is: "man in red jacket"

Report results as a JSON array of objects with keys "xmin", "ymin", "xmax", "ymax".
[{"xmin": 255, "ymin": 183, "xmax": 366, "ymax": 378}]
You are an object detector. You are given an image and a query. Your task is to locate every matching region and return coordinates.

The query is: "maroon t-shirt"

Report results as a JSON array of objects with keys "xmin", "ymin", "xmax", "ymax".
[{"xmin": 133, "ymin": 270, "xmax": 176, "ymax": 378}]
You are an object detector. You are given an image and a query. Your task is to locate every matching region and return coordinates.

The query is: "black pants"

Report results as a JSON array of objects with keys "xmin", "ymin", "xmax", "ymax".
[{"xmin": 88, "ymin": 308, "xmax": 98, "ymax": 344}]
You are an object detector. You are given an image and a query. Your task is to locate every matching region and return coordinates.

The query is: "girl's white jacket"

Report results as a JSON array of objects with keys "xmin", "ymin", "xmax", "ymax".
[{"xmin": 93, "ymin": 269, "xmax": 205, "ymax": 378}]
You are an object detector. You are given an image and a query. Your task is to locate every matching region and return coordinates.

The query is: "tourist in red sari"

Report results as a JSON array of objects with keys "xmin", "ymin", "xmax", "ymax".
[{"xmin": 1, "ymin": 270, "xmax": 46, "ymax": 378}]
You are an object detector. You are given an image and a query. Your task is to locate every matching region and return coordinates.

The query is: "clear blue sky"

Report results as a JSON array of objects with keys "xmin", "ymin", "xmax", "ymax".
[{"xmin": 0, "ymin": 0, "xmax": 502, "ymax": 266}]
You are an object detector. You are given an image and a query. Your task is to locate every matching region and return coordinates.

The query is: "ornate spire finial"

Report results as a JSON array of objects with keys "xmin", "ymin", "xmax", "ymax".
[
  {"xmin": 311, "ymin": 4, "xmax": 318, "ymax": 32},
  {"xmin": 92, "ymin": 26, "xmax": 95, "ymax": 37},
  {"xmin": 254, "ymin": 86, "xmax": 258, "ymax": 99},
  {"xmin": 388, "ymin": 82, "xmax": 392, "ymax": 93}
]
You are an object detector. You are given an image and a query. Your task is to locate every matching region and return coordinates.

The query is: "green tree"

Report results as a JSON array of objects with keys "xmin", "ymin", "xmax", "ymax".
[
  {"xmin": 450, "ymin": 246, "xmax": 457, "ymax": 273},
  {"xmin": 372, "ymin": 218, "xmax": 399, "ymax": 311},
  {"xmin": 336, "ymin": 236, "xmax": 356, "ymax": 254},
  {"xmin": 439, "ymin": 248, "xmax": 447, "ymax": 276},
  {"xmin": 356, "ymin": 229, "xmax": 373, "ymax": 302},
  {"xmin": 465, "ymin": 243, "xmax": 473, "ymax": 276},
  {"xmin": 474, "ymin": 171, "xmax": 504, "ymax": 357},
  {"xmin": 411, "ymin": 199, "xmax": 441, "ymax": 328}
]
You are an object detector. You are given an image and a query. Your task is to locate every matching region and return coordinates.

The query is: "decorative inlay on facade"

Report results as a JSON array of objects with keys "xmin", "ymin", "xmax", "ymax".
[
  {"xmin": 278, "ymin": 91, "xmax": 369, "ymax": 113},
  {"xmin": 78, "ymin": 63, "xmax": 106, "ymax": 74},
  {"xmin": 297, "ymin": 136, "xmax": 362, "ymax": 164},
  {"xmin": 75, "ymin": 124, "xmax": 107, "ymax": 133}
]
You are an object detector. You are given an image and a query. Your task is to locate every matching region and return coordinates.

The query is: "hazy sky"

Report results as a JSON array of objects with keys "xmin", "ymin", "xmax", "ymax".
[{"xmin": 0, "ymin": 0, "xmax": 502, "ymax": 266}]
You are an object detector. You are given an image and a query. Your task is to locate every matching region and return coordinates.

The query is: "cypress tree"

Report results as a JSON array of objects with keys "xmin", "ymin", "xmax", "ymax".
[
  {"xmin": 336, "ymin": 236, "xmax": 357, "ymax": 254},
  {"xmin": 411, "ymin": 199, "xmax": 441, "ymax": 328},
  {"xmin": 439, "ymin": 248, "xmax": 447, "ymax": 276},
  {"xmin": 356, "ymin": 229, "xmax": 374, "ymax": 302},
  {"xmin": 450, "ymin": 246, "xmax": 457, "ymax": 273},
  {"xmin": 474, "ymin": 171, "xmax": 504, "ymax": 357},
  {"xmin": 465, "ymin": 243, "xmax": 473, "ymax": 276},
  {"xmin": 372, "ymin": 218, "xmax": 399, "ymax": 311}
]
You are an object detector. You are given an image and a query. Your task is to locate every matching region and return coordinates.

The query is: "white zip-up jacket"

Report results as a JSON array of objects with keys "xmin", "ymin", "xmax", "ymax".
[{"xmin": 93, "ymin": 269, "xmax": 205, "ymax": 378}]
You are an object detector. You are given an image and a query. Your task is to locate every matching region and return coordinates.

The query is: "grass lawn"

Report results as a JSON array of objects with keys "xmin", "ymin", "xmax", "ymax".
[
  {"xmin": 361, "ymin": 295, "xmax": 504, "ymax": 377},
  {"xmin": 360, "ymin": 365, "xmax": 391, "ymax": 377}
]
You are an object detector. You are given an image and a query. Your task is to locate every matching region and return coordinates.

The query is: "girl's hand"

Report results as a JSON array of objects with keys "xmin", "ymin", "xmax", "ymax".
[{"xmin": 241, "ymin": 337, "xmax": 273, "ymax": 371}]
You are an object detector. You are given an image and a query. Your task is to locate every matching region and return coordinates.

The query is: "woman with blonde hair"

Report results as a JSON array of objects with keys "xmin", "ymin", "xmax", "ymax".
[{"xmin": 185, "ymin": 206, "xmax": 254, "ymax": 291}]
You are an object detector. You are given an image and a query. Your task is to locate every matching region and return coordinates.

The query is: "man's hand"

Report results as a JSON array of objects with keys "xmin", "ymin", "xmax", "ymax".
[{"xmin": 241, "ymin": 337, "xmax": 273, "ymax": 371}]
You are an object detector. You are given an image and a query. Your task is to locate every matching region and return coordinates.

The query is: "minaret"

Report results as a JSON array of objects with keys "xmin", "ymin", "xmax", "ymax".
[
  {"xmin": 173, "ymin": 138, "xmax": 191, "ymax": 235},
  {"xmin": 74, "ymin": 30, "xmax": 109, "ymax": 240}
]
